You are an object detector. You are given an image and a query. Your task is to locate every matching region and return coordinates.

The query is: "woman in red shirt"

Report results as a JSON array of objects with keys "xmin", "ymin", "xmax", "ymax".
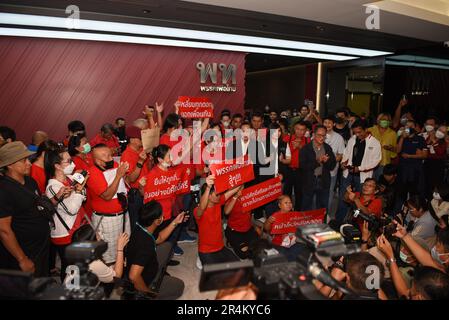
[
  {"xmin": 224, "ymin": 185, "xmax": 258, "ymax": 259},
  {"xmin": 264, "ymin": 195, "xmax": 307, "ymax": 262},
  {"xmin": 30, "ymin": 140, "xmax": 59, "ymax": 193},
  {"xmin": 68, "ymin": 133, "xmax": 93, "ymax": 172},
  {"xmin": 424, "ymin": 125, "xmax": 448, "ymax": 200}
]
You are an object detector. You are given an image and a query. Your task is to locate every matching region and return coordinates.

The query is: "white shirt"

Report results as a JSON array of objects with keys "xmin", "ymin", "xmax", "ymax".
[{"xmin": 325, "ymin": 131, "xmax": 345, "ymax": 177}]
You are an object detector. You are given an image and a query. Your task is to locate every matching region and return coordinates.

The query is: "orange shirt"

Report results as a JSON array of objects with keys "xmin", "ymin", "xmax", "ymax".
[
  {"xmin": 30, "ymin": 163, "xmax": 46, "ymax": 194},
  {"xmin": 120, "ymin": 146, "xmax": 150, "ymax": 189},
  {"xmin": 194, "ymin": 195, "xmax": 226, "ymax": 253}
]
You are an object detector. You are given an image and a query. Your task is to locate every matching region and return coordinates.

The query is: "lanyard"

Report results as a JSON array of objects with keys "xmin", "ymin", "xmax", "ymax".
[{"xmin": 136, "ymin": 222, "xmax": 157, "ymax": 249}]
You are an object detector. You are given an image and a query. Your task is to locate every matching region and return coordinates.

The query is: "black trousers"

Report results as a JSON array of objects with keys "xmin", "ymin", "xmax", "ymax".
[
  {"xmin": 199, "ymin": 247, "xmax": 239, "ymax": 265},
  {"xmin": 55, "ymin": 244, "xmax": 69, "ymax": 283},
  {"xmin": 225, "ymin": 226, "xmax": 258, "ymax": 259},
  {"xmin": 284, "ymin": 168, "xmax": 303, "ymax": 211}
]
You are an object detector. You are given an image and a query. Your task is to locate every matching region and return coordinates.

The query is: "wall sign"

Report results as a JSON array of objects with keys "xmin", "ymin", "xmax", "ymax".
[{"xmin": 197, "ymin": 62, "xmax": 237, "ymax": 92}]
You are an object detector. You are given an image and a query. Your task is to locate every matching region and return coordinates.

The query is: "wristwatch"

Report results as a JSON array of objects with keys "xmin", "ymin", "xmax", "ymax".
[{"xmin": 385, "ymin": 257, "xmax": 396, "ymax": 268}]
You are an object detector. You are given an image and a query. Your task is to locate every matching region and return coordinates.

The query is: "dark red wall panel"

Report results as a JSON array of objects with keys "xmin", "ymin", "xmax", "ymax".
[{"xmin": 0, "ymin": 36, "xmax": 246, "ymax": 142}]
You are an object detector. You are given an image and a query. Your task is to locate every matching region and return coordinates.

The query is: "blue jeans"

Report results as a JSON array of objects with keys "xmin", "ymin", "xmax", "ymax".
[
  {"xmin": 301, "ymin": 176, "xmax": 330, "ymax": 212},
  {"xmin": 335, "ymin": 174, "xmax": 361, "ymax": 222}
]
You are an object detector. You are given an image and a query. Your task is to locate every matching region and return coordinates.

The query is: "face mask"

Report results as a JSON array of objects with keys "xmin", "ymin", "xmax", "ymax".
[
  {"xmin": 222, "ymin": 121, "xmax": 230, "ymax": 127},
  {"xmin": 433, "ymin": 192, "xmax": 442, "ymax": 201},
  {"xmin": 293, "ymin": 112, "xmax": 298, "ymax": 117},
  {"xmin": 82, "ymin": 143, "xmax": 91, "ymax": 154},
  {"xmin": 379, "ymin": 120, "xmax": 389, "ymax": 128},
  {"xmin": 400, "ymin": 117, "xmax": 408, "ymax": 126},
  {"xmin": 160, "ymin": 161, "xmax": 171, "ymax": 169},
  {"xmin": 63, "ymin": 162, "xmax": 75, "ymax": 175},
  {"xmin": 104, "ymin": 160, "xmax": 115, "ymax": 170},
  {"xmin": 436, "ymin": 131, "xmax": 445, "ymax": 139},
  {"xmin": 305, "ymin": 131, "xmax": 310, "ymax": 138},
  {"xmin": 425, "ymin": 125, "xmax": 434, "ymax": 132},
  {"xmin": 399, "ymin": 251, "xmax": 410, "ymax": 264},
  {"xmin": 431, "ymin": 246, "xmax": 449, "ymax": 265}
]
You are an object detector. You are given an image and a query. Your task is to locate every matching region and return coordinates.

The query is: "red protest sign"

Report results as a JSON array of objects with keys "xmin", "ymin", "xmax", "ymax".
[
  {"xmin": 209, "ymin": 157, "xmax": 254, "ymax": 194},
  {"xmin": 270, "ymin": 209, "xmax": 326, "ymax": 235},
  {"xmin": 177, "ymin": 96, "xmax": 214, "ymax": 118},
  {"xmin": 142, "ymin": 166, "xmax": 190, "ymax": 201},
  {"xmin": 239, "ymin": 177, "xmax": 282, "ymax": 212}
]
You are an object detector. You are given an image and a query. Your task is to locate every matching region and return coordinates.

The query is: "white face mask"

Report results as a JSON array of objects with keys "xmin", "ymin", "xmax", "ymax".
[
  {"xmin": 425, "ymin": 125, "xmax": 434, "ymax": 132},
  {"xmin": 433, "ymin": 192, "xmax": 442, "ymax": 201},
  {"xmin": 400, "ymin": 117, "xmax": 408, "ymax": 126},
  {"xmin": 305, "ymin": 131, "xmax": 310, "ymax": 138},
  {"xmin": 222, "ymin": 121, "xmax": 230, "ymax": 127},
  {"xmin": 436, "ymin": 131, "xmax": 445, "ymax": 139},
  {"xmin": 160, "ymin": 161, "xmax": 171, "ymax": 169},
  {"xmin": 63, "ymin": 162, "xmax": 75, "ymax": 175},
  {"xmin": 399, "ymin": 251, "xmax": 410, "ymax": 264}
]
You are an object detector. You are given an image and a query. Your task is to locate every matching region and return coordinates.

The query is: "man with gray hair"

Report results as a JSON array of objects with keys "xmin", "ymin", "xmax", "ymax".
[{"xmin": 90, "ymin": 123, "xmax": 121, "ymax": 156}]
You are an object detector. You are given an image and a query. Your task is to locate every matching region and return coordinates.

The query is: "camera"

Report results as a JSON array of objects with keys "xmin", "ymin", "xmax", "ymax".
[{"xmin": 199, "ymin": 224, "xmax": 361, "ymax": 300}]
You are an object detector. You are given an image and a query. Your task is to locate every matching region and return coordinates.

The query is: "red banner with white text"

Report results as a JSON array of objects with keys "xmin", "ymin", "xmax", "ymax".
[
  {"xmin": 239, "ymin": 177, "xmax": 282, "ymax": 212},
  {"xmin": 178, "ymin": 96, "xmax": 214, "ymax": 118},
  {"xmin": 270, "ymin": 209, "xmax": 326, "ymax": 235},
  {"xmin": 209, "ymin": 157, "xmax": 254, "ymax": 194}
]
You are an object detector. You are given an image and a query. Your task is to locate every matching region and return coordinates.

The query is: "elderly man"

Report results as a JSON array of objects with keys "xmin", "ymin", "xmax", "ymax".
[
  {"xmin": 0, "ymin": 142, "xmax": 51, "ymax": 276},
  {"xmin": 90, "ymin": 123, "xmax": 121, "ymax": 156}
]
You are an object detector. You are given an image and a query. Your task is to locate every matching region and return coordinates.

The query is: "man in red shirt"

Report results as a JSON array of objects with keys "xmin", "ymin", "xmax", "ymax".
[
  {"xmin": 344, "ymin": 178, "xmax": 382, "ymax": 231},
  {"xmin": 287, "ymin": 121, "xmax": 310, "ymax": 210},
  {"xmin": 224, "ymin": 185, "xmax": 258, "ymax": 259},
  {"xmin": 87, "ymin": 144, "xmax": 130, "ymax": 264},
  {"xmin": 121, "ymin": 126, "xmax": 150, "ymax": 229},
  {"xmin": 90, "ymin": 123, "xmax": 121, "ymax": 156},
  {"xmin": 194, "ymin": 175, "xmax": 240, "ymax": 265}
]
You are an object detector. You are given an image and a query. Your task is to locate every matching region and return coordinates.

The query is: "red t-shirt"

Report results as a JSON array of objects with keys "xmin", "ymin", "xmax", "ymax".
[
  {"xmin": 142, "ymin": 166, "xmax": 185, "ymax": 220},
  {"xmin": 86, "ymin": 162, "xmax": 123, "ymax": 214},
  {"xmin": 160, "ymin": 133, "xmax": 182, "ymax": 149},
  {"xmin": 194, "ymin": 195, "xmax": 226, "ymax": 253},
  {"xmin": 90, "ymin": 134, "xmax": 120, "ymax": 155},
  {"xmin": 121, "ymin": 146, "xmax": 151, "ymax": 189},
  {"xmin": 269, "ymin": 211, "xmax": 293, "ymax": 246},
  {"xmin": 73, "ymin": 154, "xmax": 93, "ymax": 172},
  {"xmin": 288, "ymin": 135, "xmax": 309, "ymax": 169},
  {"xmin": 30, "ymin": 163, "xmax": 46, "ymax": 194},
  {"xmin": 227, "ymin": 198, "xmax": 252, "ymax": 232},
  {"xmin": 354, "ymin": 192, "xmax": 382, "ymax": 230}
]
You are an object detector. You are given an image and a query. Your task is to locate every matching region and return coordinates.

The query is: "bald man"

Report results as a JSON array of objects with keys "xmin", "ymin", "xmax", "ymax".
[
  {"xmin": 86, "ymin": 144, "xmax": 131, "ymax": 264},
  {"xmin": 28, "ymin": 131, "xmax": 48, "ymax": 152}
]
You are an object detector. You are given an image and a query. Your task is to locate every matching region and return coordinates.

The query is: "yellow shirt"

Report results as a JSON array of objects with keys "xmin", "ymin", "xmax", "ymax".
[{"xmin": 368, "ymin": 125, "xmax": 397, "ymax": 166}]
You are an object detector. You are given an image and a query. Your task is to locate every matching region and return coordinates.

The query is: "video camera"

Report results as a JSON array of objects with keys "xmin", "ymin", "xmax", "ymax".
[{"xmin": 199, "ymin": 224, "xmax": 361, "ymax": 300}]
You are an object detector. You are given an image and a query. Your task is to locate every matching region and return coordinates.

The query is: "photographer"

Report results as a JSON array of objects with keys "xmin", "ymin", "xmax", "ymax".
[
  {"xmin": 317, "ymin": 252, "xmax": 385, "ymax": 300},
  {"xmin": 377, "ymin": 234, "xmax": 449, "ymax": 299},
  {"xmin": 127, "ymin": 200, "xmax": 185, "ymax": 299},
  {"xmin": 387, "ymin": 221, "xmax": 449, "ymax": 273},
  {"xmin": 45, "ymin": 147, "xmax": 88, "ymax": 281},
  {"xmin": 377, "ymin": 164, "xmax": 402, "ymax": 216},
  {"xmin": 403, "ymin": 196, "xmax": 437, "ymax": 245},
  {"xmin": 343, "ymin": 178, "xmax": 382, "ymax": 231}
]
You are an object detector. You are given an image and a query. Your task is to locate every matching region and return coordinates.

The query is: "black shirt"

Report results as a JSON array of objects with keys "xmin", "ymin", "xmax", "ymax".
[
  {"xmin": 0, "ymin": 176, "xmax": 51, "ymax": 270},
  {"xmin": 126, "ymin": 227, "xmax": 158, "ymax": 286},
  {"xmin": 352, "ymin": 138, "xmax": 366, "ymax": 167},
  {"xmin": 334, "ymin": 125, "xmax": 351, "ymax": 142}
]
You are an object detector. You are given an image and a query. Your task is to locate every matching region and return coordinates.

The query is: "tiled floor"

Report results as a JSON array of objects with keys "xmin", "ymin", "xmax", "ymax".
[{"xmin": 167, "ymin": 240, "xmax": 218, "ymax": 300}]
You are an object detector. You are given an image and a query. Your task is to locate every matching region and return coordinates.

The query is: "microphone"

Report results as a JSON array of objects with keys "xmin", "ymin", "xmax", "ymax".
[{"xmin": 71, "ymin": 170, "xmax": 88, "ymax": 186}]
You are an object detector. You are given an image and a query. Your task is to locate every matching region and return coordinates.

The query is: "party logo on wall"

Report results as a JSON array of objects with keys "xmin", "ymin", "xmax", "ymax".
[{"xmin": 197, "ymin": 62, "xmax": 237, "ymax": 92}]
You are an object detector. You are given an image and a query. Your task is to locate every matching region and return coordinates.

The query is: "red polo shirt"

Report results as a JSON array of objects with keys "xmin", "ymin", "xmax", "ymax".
[
  {"xmin": 288, "ymin": 135, "xmax": 309, "ymax": 169},
  {"xmin": 86, "ymin": 162, "xmax": 123, "ymax": 214},
  {"xmin": 227, "ymin": 198, "xmax": 252, "ymax": 232},
  {"xmin": 121, "ymin": 146, "xmax": 151, "ymax": 189},
  {"xmin": 194, "ymin": 195, "xmax": 226, "ymax": 253},
  {"xmin": 73, "ymin": 154, "xmax": 93, "ymax": 172},
  {"xmin": 354, "ymin": 192, "xmax": 382, "ymax": 230}
]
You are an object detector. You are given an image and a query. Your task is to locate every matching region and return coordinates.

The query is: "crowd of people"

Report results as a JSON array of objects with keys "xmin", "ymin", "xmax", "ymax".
[{"xmin": 1, "ymin": 97, "xmax": 449, "ymax": 300}]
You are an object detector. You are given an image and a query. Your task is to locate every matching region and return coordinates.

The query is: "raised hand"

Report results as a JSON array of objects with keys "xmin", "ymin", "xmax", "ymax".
[
  {"xmin": 117, "ymin": 233, "xmax": 130, "ymax": 251},
  {"xmin": 155, "ymin": 102, "xmax": 164, "ymax": 113}
]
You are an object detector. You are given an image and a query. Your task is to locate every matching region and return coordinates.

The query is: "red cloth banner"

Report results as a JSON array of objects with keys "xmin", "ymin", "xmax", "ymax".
[
  {"xmin": 239, "ymin": 177, "xmax": 282, "ymax": 212},
  {"xmin": 270, "ymin": 209, "xmax": 326, "ymax": 235},
  {"xmin": 178, "ymin": 96, "xmax": 214, "ymax": 118},
  {"xmin": 209, "ymin": 157, "xmax": 254, "ymax": 194}
]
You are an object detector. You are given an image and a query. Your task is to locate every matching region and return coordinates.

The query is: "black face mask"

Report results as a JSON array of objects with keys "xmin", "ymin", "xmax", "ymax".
[{"xmin": 104, "ymin": 160, "xmax": 115, "ymax": 170}]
